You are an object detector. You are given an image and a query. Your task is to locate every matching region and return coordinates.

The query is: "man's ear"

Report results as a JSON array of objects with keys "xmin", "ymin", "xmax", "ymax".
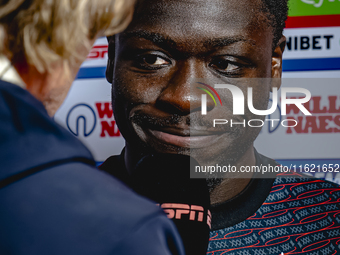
[
  {"xmin": 271, "ymin": 35, "xmax": 286, "ymax": 91},
  {"xmin": 106, "ymin": 36, "xmax": 115, "ymax": 84}
]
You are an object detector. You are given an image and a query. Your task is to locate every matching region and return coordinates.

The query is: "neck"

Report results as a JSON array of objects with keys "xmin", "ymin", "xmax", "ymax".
[
  {"xmin": 14, "ymin": 61, "xmax": 73, "ymax": 116},
  {"xmin": 124, "ymin": 143, "xmax": 256, "ymax": 205},
  {"xmin": 15, "ymin": 63, "xmax": 48, "ymax": 101},
  {"xmin": 124, "ymin": 143, "xmax": 149, "ymax": 175},
  {"xmin": 209, "ymin": 146, "xmax": 256, "ymax": 205}
]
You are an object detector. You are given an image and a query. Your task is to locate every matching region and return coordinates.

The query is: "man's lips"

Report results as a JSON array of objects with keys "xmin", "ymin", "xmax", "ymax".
[{"xmin": 146, "ymin": 127, "xmax": 224, "ymax": 148}]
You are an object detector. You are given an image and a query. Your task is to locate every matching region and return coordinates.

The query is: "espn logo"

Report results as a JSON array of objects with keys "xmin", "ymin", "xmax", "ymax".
[
  {"xmin": 160, "ymin": 203, "xmax": 212, "ymax": 228},
  {"xmin": 87, "ymin": 45, "xmax": 108, "ymax": 59}
]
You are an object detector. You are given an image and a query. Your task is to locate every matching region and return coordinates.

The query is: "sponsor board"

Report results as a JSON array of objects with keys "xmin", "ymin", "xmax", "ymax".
[
  {"xmin": 255, "ymin": 80, "xmax": 340, "ymax": 151},
  {"xmin": 288, "ymin": 0, "xmax": 340, "ymax": 17},
  {"xmin": 254, "ymin": 79, "xmax": 340, "ymax": 183},
  {"xmin": 81, "ymin": 37, "xmax": 108, "ymax": 68},
  {"xmin": 283, "ymin": 27, "xmax": 340, "ymax": 59},
  {"xmin": 54, "ymin": 79, "xmax": 125, "ymax": 162}
]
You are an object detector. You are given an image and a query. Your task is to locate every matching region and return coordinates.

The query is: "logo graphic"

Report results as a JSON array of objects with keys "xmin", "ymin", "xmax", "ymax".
[
  {"xmin": 300, "ymin": 0, "xmax": 340, "ymax": 8},
  {"xmin": 199, "ymin": 84, "xmax": 311, "ymax": 116},
  {"xmin": 196, "ymin": 82, "xmax": 222, "ymax": 115},
  {"xmin": 301, "ymin": 0, "xmax": 324, "ymax": 8},
  {"xmin": 288, "ymin": 0, "xmax": 340, "ymax": 16},
  {"xmin": 197, "ymin": 82, "xmax": 313, "ymax": 129},
  {"xmin": 160, "ymin": 203, "xmax": 212, "ymax": 228},
  {"xmin": 87, "ymin": 45, "xmax": 108, "ymax": 59},
  {"xmin": 66, "ymin": 104, "xmax": 97, "ymax": 137}
]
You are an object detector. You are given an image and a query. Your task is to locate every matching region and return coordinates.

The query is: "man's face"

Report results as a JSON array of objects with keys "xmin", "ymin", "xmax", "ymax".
[{"xmin": 109, "ymin": 0, "xmax": 284, "ymax": 165}]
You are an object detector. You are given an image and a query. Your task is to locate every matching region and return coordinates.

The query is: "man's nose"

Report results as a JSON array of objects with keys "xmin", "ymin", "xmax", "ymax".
[{"xmin": 156, "ymin": 60, "xmax": 215, "ymax": 115}]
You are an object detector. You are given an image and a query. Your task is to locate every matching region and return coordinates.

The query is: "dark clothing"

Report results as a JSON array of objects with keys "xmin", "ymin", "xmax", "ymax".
[
  {"xmin": 99, "ymin": 150, "xmax": 278, "ymax": 230},
  {"xmin": 208, "ymin": 174, "xmax": 340, "ymax": 254},
  {"xmin": 0, "ymin": 80, "xmax": 184, "ymax": 255},
  {"xmin": 100, "ymin": 150, "xmax": 340, "ymax": 254},
  {"xmin": 209, "ymin": 153, "xmax": 278, "ymax": 230}
]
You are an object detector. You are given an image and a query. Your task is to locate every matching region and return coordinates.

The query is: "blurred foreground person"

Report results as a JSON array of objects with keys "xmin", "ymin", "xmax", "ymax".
[{"xmin": 0, "ymin": 1, "xmax": 184, "ymax": 254}]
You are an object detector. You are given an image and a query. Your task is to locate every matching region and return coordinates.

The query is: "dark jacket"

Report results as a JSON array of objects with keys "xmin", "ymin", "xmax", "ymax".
[{"xmin": 0, "ymin": 80, "xmax": 184, "ymax": 255}]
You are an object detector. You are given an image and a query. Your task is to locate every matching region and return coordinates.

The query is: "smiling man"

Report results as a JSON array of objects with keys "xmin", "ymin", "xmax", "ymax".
[
  {"xmin": 101, "ymin": 0, "xmax": 340, "ymax": 254},
  {"xmin": 105, "ymin": 0, "xmax": 286, "ymax": 198}
]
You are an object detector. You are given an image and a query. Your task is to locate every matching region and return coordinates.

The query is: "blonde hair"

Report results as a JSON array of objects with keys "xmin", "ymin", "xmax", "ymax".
[{"xmin": 0, "ymin": 0, "xmax": 134, "ymax": 73}]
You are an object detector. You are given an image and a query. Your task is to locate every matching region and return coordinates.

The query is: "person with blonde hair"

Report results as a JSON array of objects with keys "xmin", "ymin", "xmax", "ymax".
[
  {"xmin": 0, "ymin": 0, "xmax": 133, "ymax": 115},
  {"xmin": 0, "ymin": 1, "xmax": 184, "ymax": 254}
]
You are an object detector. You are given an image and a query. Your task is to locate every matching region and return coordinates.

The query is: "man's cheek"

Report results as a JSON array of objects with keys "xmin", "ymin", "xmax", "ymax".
[{"xmin": 116, "ymin": 78, "xmax": 164, "ymax": 104}]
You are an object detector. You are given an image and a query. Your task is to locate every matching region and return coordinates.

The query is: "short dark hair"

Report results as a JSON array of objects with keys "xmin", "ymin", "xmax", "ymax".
[{"xmin": 261, "ymin": 0, "xmax": 289, "ymax": 47}]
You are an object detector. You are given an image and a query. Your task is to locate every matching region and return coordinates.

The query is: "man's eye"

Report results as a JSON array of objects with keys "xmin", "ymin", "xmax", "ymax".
[
  {"xmin": 135, "ymin": 54, "xmax": 171, "ymax": 70},
  {"xmin": 143, "ymin": 55, "xmax": 169, "ymax": 66},
  {"xmin": 210, "ymin": 59, "xmax": 240, "ymax": 72}
]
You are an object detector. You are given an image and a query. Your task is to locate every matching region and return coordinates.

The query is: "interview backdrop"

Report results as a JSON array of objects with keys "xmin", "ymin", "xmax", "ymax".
[{"xmin": 54, "ymin": 0, "xmax": 340, "ymax": 183}]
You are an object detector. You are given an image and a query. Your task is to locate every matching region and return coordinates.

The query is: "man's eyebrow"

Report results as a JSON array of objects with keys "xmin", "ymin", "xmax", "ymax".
[
  {"xmin": 203, "ymin": 37, "xmax": 256, "ymax": 48},
  {"xmin": 122, "ymin": 30, "xmax": 177, "ymax": 49},
  {"xmin": 121, "ymin": 31, "xmax": 256, "ymax": 51}
]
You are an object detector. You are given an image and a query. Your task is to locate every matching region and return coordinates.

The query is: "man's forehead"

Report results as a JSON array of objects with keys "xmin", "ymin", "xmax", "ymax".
[
  {"xmin": 122, "ymin": 0, "xmax": 269, "ymax": 46},
  {"xmin": 133, "ymin": 0, "xmax": 264, "ymax": 22}
]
